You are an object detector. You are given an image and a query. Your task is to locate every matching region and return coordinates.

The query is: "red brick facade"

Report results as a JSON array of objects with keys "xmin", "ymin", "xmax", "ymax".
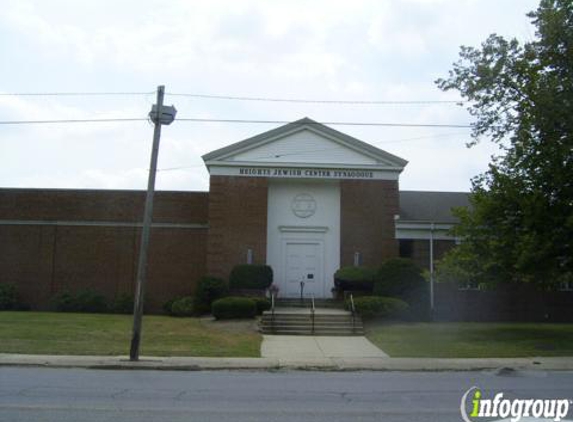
[
  {"xmin": 340, "ymin": 180, "xmax": 400, "ymax": 267},
  {"xmin": 206, "ymin": 176, "xmax": 268, "ymax": 280},
  {"xmin": 0, "ymin": 189, "xmax": 209, "ymax": 311},
  {"xmin": 0, "ymin": 180, "xmax": 453, "ymax": 310}
]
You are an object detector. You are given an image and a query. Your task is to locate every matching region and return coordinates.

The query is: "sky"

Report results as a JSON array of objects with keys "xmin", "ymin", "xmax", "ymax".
[{"xmin": 0, "ymin": 0, "xmax": 540, "ymax": 193}]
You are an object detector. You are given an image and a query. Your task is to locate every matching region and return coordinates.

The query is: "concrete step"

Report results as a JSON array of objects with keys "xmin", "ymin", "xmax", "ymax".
[
  {"xmin": 261, "ymin": 327, "xmax": 364, "ymax": 335},
  {"xmin": 261, "ymin": 323, "xmax": 362, "ymax": 330},
  {"xmin": 262, "ymin": 330, "xmax": 365, "ymax": 336},
  {"xmin": 260, "ymin": 308, "xmax": 364, "ymax": 336},
  {"xmin": 261, "ymin": 315, "xmax": 356, "ymax": 322},
  {"xmin": 275, "ymin": 299, "xmax": 345, "ymax": 309},
  {"xmin": 261, "ymin": 320, "xmax": 361, "ymax": 327}
]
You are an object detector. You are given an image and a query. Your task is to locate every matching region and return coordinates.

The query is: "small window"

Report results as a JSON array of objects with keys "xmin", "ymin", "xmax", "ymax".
[
  {"xmin": 399, "ymin": 240, "xmax": 414, "ymax": 258},
  {"xmin": 558, "ymin": 281, "xmax": 573, "ymax": 291}
]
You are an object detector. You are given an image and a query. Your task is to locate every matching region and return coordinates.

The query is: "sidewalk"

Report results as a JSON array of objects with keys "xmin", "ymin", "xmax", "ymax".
[{"xmin": 1, "ymin": 333, "xmax": 573, "ymax": 371}]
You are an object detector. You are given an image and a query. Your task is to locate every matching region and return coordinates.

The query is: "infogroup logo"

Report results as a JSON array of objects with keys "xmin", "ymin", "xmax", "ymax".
[{"xmin": 461, "ymin": 386, "xmax": 572, "ymax": 422}]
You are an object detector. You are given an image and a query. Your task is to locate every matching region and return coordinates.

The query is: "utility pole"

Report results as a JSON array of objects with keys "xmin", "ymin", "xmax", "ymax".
[
  {"xmin": 130, "ymin": 85, "xmax": 176, "ymax": 361},
  {"xmin": 429, "ymin": 222, "xmax": 435, "ymax": 317}
]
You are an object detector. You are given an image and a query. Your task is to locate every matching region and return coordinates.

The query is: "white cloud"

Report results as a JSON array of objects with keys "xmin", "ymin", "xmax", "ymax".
[{"xmin": 0, "ymin": 0, "xmax": 540, "ymax": 192}]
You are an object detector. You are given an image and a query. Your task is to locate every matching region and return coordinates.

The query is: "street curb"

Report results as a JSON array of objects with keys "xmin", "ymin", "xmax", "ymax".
[{"xmin": 1, "ymin": 354, "xmax": 573, "ymax": 372}]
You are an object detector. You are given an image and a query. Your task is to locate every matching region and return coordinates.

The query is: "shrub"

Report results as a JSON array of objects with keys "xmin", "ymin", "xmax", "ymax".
[
  {"xmin": 194, "ymin": 276, "xmax": 228, "ymax": 315},
  {"xmin": 348, "ymin": 296, "xmax": 409, "ymax": 320},
  {"xmin": 334, "ymin": 266, "xmax": 377, "ymax": 293},
  {"xmin": 374, "ymin": 258, "xmax": 430, "ymax": 320},
  {"xmin": 52, "ymin": 290, "xmax": 76, "ymax": 312},
  {"xmin": 211, "ymin": 297, "xmax": 256, "ymax": 320},
  {"xmin": 51, "ymin": 289, "xmax": 108, "ymax": 313},
  {"xmin": 162, "ymin": 298, "xmax": 177, "ymax": 315},
  {"xmin": 248, "ymin": 297, "xmax": 271, "ymax": 315},
  {"xmin": 170, "ymin": 296, "xmax": 195, "ymax": 317},
  {"xmin": 110, "ymin": 293, "xmax": 134, "ymax": 314},
  {"xmin": 374, "ymin": 258, "xmax": 426, "ymax": 298},
  {"xmin": 229, "ymin": 265, "xmax": 273, "ymax": 290},
  {"xmin": 0, "ymin": 283, "xmax": 18, "ymax": 310},
  {"xmin": 75, "ymin": 290, "xmax": 108, "ymax": 313}
]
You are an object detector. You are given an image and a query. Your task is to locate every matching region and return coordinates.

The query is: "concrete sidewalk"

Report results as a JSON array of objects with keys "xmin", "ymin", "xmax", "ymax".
[
  {"xmin": 261, "ymin": 335, "xmax": 389, "ymax": 360},
  {"xmin": 1, "ymin": 353, "xmax": 572, "ymax": 372}
]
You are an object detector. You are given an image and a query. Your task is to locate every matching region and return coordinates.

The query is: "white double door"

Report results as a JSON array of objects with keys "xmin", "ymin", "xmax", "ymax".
[{"xmin": 283, "ymin": 241, "xmax": 324, "ymax": 298}]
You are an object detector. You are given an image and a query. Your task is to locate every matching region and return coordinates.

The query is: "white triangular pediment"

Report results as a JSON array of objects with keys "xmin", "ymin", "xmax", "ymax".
[
  {"xmin": 228, "ymin": 128, "xmax": 380, "ymax": 166},
  {"xmin": 203, "ymin": 118, "xmax": 407, "ymax": 170}
]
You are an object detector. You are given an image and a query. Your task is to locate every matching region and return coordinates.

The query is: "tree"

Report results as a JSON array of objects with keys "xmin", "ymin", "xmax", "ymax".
[{"xmin": 436, "ymin": 0, "xmax": 573, "ymax": 287}]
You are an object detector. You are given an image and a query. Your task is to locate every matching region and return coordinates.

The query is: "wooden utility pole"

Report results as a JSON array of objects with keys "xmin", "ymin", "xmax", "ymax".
[{"xmin": 130, "ymin": 85, "xmax": 165, "ymax": 361}]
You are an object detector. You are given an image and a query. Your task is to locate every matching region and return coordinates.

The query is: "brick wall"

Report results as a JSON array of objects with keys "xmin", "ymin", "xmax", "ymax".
[
  {"xmin": 0, "ymin": 189, "xmax": 209, "ymax": 311},
  {"xmin": 0, "ymin": 189, "xmax": 208, "ymax": 223},
  {"xmin": 206, "ymin": 176, "xmax": 268, "ymax": 280},
  {"xmin": 340, "ymin": 179, "xmax": 399, "ymax": 267}
]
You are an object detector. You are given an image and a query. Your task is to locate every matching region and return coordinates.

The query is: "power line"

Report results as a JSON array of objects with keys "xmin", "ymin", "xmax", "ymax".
[
  {"xmin": 176, "ymin": 118, "xmax": 472, "ymax": 128},
  {"xmin": 0, "ymin": 90, "xmax": 464, "ymax": 105},
  {"xmin": 0, "ymin": 92, "xmax": 154, "ymax": 97},
  {"xmin": 0, "ymin": 117, "xmax": 471, "ymax": 128},
  {"xmin": 158, "ymin": 132, "xmax": 470, "ymax": 172},
  {"xmin": 168, "ymin": 92, "xmax": 464, "ymax": 105},
  {"xmin": 0, "ymin": 118, "xmax": 147, "ymax": 125}
]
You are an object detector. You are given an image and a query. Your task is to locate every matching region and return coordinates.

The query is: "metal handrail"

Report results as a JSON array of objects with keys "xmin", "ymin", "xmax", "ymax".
[
  {"xmin": 349, "ymin": 294, "xmax": 356, "ymax": 334},
  {"xmin": 310, "ymin": 294, "xmax": 316, "ymax": 335},
  {"xmin": 271, "ymin": 293, "xmax": 276, "ymax": 334}
]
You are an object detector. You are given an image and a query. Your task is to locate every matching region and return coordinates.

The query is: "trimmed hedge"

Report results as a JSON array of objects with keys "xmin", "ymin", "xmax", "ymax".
[
  {"xmin": 374, "ymin": 258, "xmax": 426, "ymax": 298},
  {"xmin": 348, "ymin": 296, "xmax": 409, "ymax": 320},
  {"xmin": 170, "ymin": 296, "xmax": 195, "ymax": 317},
  {"xmin": 0, "ymin": 283, "xmax": 18, "ymax": 310},
  {"xmin": 194, "ymin": 276, "xmax": 228, "ymax": 314},
  {"xmin": 229, "ymin": 265, "xmax": 273, "ymax": 290},
  {"xmin": 109, "ymin": 293, "xmax": 134, "ymax": 314},
  {"xmin": 162, "ymin": 298, "xmax": 177, "ymax": 315},
  {"xmin": 248, "ymin": 297, "xmax": 271, "ymax": 315},
  {"xmin": 334, "ymin": 266, "xmax": 377, "ymax": 293},
  {"xmin": 211, "ymin": 297, "xmax": 256, "ymax": 320},
  {"xmin": 51, "ymin": 289, "xmax": 108, "ymax": 313}
]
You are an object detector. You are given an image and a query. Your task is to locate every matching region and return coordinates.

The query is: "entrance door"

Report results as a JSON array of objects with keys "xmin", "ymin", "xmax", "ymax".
[{"xmin": 284, "ymin": 242, "xmax": 323, "ymax": 298}]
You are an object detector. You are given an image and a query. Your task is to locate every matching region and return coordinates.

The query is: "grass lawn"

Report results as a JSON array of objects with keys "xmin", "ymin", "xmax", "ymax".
[
  {"xmin": 365, "ymin": 322, "xmax": 573, "ymax": 358},
  {"xmin": 0, "ymin": 312, "xmax": 261, "ymax": 357}
]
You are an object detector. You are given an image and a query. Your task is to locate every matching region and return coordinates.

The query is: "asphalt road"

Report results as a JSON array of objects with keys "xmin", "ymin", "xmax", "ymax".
[{"xmin": 1, "ymin": 368, "xmax": 572, "ymax": 422}]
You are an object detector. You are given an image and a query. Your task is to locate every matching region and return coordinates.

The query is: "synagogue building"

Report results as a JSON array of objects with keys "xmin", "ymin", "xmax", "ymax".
[{"xmin": 0, "ymin": 118, "xmax": 468, "ymax": 309}]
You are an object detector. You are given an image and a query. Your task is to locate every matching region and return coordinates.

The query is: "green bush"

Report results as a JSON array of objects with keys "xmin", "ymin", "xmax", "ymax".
[
  {"xmin": 348, "ymin": 296, "xmax": 409, "ymax": 320},
  {"xmin": 75, "ymin": 290, "xmax": 108, "ymax": 313},
  {"xmin": 110, "ymin": 293, "xmax": 134, "ymax": 314},
  {"xmin": 248, "ymin": 297, "xmax": 271, "ymax": 315},
  {"xmin": 374, "ymin": 258, "xmax": 426, "ymax": 298},
  {"xmin": 373, "ymin": 258, "xmax": 430, "ymax": 320},
  {"xmin": 52, "ymin": 290, "xmax": 75, "ymax": 312},
  {"xmin": 229, "ymin": 265, "xmax": 273, "ymax": 290},
  {"xmin": 211, "ymin": 297, "xmax": 256, "ymax": 320},
  {"xmin": 170, "ymin": 296, "xmax": 195, "ymax": 317},
  {"xmin": 162, "ymin": 298, "xmax": 177, "ymax": 315},
  {"xmin": 194, "ymin": 276, "xmax": 228, "ymax": 314},
  {"xmin": 334, "ymin": 266, "xmax": 377, "ymax": 293},
  {"xmin": 0, "ymin": 283, "xmax": 18, "ymax": 310},
  {"xmin": 52, "ymin": 289, "xmax": 108, "ymax": 313}
]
